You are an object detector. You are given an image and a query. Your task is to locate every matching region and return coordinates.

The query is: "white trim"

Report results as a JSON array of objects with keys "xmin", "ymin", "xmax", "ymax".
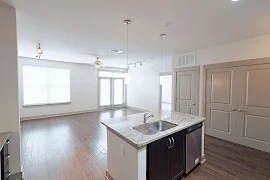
[
  {"xmin": 127, "ymin": 106, "xmax": 147, "ymax": 112},
  {"xmin": 200, "ymin": 154, "xmax": 206, "ymax": 164},
  {"xmin": 20, "ymin": 109, "xmax": 98, "ymax": 121},
  {"xmin": 23, "ymin": 102, "xmax": 71, "ymax": 108}
]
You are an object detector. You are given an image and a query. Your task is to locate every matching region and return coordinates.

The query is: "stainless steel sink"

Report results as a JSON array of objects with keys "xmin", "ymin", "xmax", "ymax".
[{"xmin": 133, "ymin": 121, "xmax": 177, "ymax": 135}]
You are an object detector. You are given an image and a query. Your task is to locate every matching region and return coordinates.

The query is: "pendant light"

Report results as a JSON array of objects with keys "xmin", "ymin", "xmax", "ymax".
[
  {"xmin": 124, "ymin": 19, "xmax": 131, "ymax": 85},
  {"xmin": 160, "ymin": 34, "xmax": 166, "ymax": 85}
]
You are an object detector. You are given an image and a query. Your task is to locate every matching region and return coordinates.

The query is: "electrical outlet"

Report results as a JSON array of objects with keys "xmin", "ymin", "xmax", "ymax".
[{"xmin": 120, "ymin": 145, "xmax": 125, "ymax": 156}]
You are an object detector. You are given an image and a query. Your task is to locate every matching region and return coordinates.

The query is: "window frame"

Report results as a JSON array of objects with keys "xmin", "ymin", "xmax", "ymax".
[{"xmin": 22, "ymin": 65, "xmax": 71, "ymax": 107}]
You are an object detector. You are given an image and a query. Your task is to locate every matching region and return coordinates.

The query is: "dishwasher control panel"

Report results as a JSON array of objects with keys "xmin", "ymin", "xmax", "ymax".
[{"xmin": 187, "ymin": 122, "xmax": 202, "ymax": 133}]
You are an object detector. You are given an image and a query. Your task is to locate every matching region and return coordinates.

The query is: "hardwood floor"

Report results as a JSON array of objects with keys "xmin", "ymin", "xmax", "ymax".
[{"xmin": 21, "ymin": 109, "xmax": 270, "ymax": 180}]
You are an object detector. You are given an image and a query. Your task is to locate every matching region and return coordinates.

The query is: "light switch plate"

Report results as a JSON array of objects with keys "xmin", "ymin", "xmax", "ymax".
[{"xmin": 195, "ymin": 158, "xmax": 199, "ymax": 164}]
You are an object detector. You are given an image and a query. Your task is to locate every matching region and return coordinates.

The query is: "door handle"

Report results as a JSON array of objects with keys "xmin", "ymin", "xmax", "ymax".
[
  {"xmin": 190, "ymin": 103, "xmax": 195, "ymax": 106},
  {"xmin": 167, "ymin": 138, "xmax": 172, "ymax": 149},
  {"xmin": 238, "ymin": 109, "xmax": 245, "ymax": 112},
  {"xmin": 230, "ymin": 108, "xmax": 236, "ymax": 111},
  {"xmin": 171, "ymin": 137, "xmax": 175, "ymax": 148}
]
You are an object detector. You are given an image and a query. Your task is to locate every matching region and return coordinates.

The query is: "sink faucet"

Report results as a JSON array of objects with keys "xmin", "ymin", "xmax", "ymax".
[{"xmin": 144, "ymin": 113, "xmax": 154, "ymax": 123}]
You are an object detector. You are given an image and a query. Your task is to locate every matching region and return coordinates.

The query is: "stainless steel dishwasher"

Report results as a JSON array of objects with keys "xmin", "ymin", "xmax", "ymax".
[{"xmin": 185, "ymin": 122, "xmax": 202, "ymax": 174}]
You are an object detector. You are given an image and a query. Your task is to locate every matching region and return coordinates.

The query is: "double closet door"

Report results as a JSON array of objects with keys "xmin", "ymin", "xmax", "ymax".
[
  {"xmin": 99, "ymin": 78, "xmax": 124, "ymax": 109},
  {"xmin": 206, "ymin": 64, "xmax": 270, "ymax": 153}
]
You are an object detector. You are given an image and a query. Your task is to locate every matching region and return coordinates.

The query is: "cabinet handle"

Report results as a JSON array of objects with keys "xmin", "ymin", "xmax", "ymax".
[
  {"xmin": 238, "ymin": 109, "xmax": 245, "ymax": 112},
  {"xmin": 5, "ymin": 140, "xmax": 9, "ymax": 145},
  {"xmin": 171, "ymin": 137, "xmax": 175, "ymax": 148},
  {"xmin": 230, "ymin": 108, "xmax": 236, "ymax": 111},
  {"xmin": 167, "ymin": 138, "xmax": 172, "ymax": 149},
  {"xmin": 5, "ymin": 154, "xmax": 10, "ymax": 159},
  {"xmin": 4, "ymin": 172, "xmax": 11, "ymax": 178}
]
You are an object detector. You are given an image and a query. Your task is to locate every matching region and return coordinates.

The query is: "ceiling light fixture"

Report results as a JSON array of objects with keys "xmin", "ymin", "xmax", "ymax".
[
  {"xmin": 160, "ymin": 34, "xmax": 166, "ymax": 85},
  {"xmin": 110, "ymin": 49, "xmax": 123, "ymax": 54},
  {"xmin": 231, "ymin": 0, "xmax": 239, "ymax": 2},
  {"xmin": 124, "ymin": 19, "xmax": 131, "ymax": 85},
  {"xmin": 94, "ymin": 57, "xmax": 106, "ymax": 68},
  {"xmin": 35, "ymin": 43, "xmax": 43, "ymax": 58}
]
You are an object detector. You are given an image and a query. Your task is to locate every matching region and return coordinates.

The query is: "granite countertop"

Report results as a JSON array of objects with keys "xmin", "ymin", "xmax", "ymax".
[
  {"xmin": 0, "ymin": 131, "xmax": 10, "ymax": 151},
  {"xmin": 101, "ymin": 111, "xmax": 206, "ymax": 149}
]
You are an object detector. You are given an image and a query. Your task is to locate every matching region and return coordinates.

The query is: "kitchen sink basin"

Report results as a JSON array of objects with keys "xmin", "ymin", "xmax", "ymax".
[{"xmin": 133, "ymin": 121, "xmax": 177, "ymax": 135}]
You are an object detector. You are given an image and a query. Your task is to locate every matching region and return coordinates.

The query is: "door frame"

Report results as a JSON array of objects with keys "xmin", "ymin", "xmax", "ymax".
[
  {"xmin": 202, "ymin": 57, "xmax": 270, "ymax": 118},
  {"xmin": 173, "ymin": 66, "xmax": 200, "ymax": 115},
  {"xmin": 159, "ymin": 72, "xmax": 172, "ymax": 111}
]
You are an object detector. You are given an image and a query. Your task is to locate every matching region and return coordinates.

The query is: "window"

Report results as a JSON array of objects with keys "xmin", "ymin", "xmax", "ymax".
[{"xmin": 23, "ymin": 66, "xmax": 70, "ymax": 106}]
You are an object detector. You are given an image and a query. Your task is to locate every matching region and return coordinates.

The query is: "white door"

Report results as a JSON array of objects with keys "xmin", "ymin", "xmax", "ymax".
[
  {"xmin": 175, "ymin": 68, "xmax": 199, "ymax": 115},
  {"xmin": 113, "ymin": 78, "xmax": 124, "ymax": 108},
  {"xmin": 237, "ymin": 64, "xmax": 270, "ymax": 152},
  {"xmin": 99, "ymin": 78, "xmax": 112, "ymax": 109},
  {"xmin": 205, "ymin": 67, "xmax": 238, "ymax": 143}
]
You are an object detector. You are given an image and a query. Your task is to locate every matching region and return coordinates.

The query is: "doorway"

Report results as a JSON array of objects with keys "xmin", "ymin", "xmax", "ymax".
[
  {"xmin": 160, "ymin": 73, "xmax": 172, "ymax": 111},
  {"xmin": 99, "ymin": 71, "xmax": 125, "ymax": 109}
]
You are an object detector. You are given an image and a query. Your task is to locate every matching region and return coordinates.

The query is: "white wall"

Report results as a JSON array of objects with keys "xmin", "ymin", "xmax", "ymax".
[
  {"xmin": 19, "ymin": 57, "xmax": 98, "ymax": 119},
  {"xmin": 107, "ymin": 130, "xmax": 146, "ymax": 180},
  {"xmin": 127, "ymin": 57, "xmax": 172, "ymax": 111},
  {"xmin": 0, "ymin": 2, "xmax": 21, "ymax": 174},
  {"xmin": 172, "ymin": 33, "xmax": 270, "ymax": 116}
]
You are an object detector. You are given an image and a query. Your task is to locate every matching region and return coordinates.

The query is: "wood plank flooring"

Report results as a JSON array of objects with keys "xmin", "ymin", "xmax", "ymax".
[{"xmin": 21, "ymin": 109, "xmax": 270, "ymax": 180}]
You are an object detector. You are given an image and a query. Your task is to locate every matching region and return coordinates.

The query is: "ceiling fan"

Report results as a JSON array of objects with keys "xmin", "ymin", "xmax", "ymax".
[{"xmin": 94, "ymin": 57, "xmax": 106, "ymax": 68}]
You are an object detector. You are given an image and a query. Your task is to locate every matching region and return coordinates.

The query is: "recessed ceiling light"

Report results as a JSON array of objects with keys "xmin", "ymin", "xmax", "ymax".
[
  {"xmin": 110, "ymin": 49, "xmax": 123, "ymax": 54},
  {"xmin": 231, "ymin": 0, "xmax": 239, "ymax": 2}
]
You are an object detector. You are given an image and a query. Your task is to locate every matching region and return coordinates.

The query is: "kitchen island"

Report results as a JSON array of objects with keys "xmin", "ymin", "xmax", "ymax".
[{"xmin": 101, "ymin": 111, "xmax": 206, "ymax": 180}]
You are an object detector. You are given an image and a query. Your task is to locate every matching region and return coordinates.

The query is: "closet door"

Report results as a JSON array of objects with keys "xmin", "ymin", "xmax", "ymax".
[
  {"xmin": 237, "ymin": 64, "xmax": 270, "ymax": 153},
  {"xmin": 175, "ymin": 69, "xmax": 199, "ymax": 115},
  {"xmin": 205, "ymin": 67, "xmax": 238, "ymax": 143}
]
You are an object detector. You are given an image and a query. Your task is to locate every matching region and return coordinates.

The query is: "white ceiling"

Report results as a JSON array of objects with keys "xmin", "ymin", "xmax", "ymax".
[{"xmin": 4, "ymin": 0, "xmax": 270, "ymax": 67}]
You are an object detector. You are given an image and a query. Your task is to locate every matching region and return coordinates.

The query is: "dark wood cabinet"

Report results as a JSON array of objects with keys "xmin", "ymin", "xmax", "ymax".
[
  {"xmin": 1, "ymin": 139, "xmax": 10, "ymax": 180},
  {"xmin": 147, "ymin": 130, "xmax": 185, "ymax": 180},
  {"xmin": 170, "ymin": 131, "xmax": 185, "ymax": 180}
]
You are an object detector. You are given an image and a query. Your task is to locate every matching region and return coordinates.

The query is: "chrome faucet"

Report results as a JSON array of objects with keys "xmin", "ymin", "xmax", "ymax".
[{"xmin": 144, "ymin": 113, "xmax": 154, "ymax": 123}]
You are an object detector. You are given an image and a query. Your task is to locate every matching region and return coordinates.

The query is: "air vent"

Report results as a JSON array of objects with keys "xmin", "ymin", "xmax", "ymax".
[{"xmin": 177, "ymin": 52, "xmax": 196, "ymax": 67}]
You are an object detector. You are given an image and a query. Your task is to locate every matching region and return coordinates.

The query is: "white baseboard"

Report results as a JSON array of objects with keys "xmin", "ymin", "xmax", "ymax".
[
  {"xmin": 20, "ymin": 109, "xmax": 98, "ymax": 121},
  {"xmin": 201, "ymin": 154, "xmax": 206, "ymax": 164},
  {"xmin": 127, "ymin": 106, "xmax": 147, "ymax": 112}
]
